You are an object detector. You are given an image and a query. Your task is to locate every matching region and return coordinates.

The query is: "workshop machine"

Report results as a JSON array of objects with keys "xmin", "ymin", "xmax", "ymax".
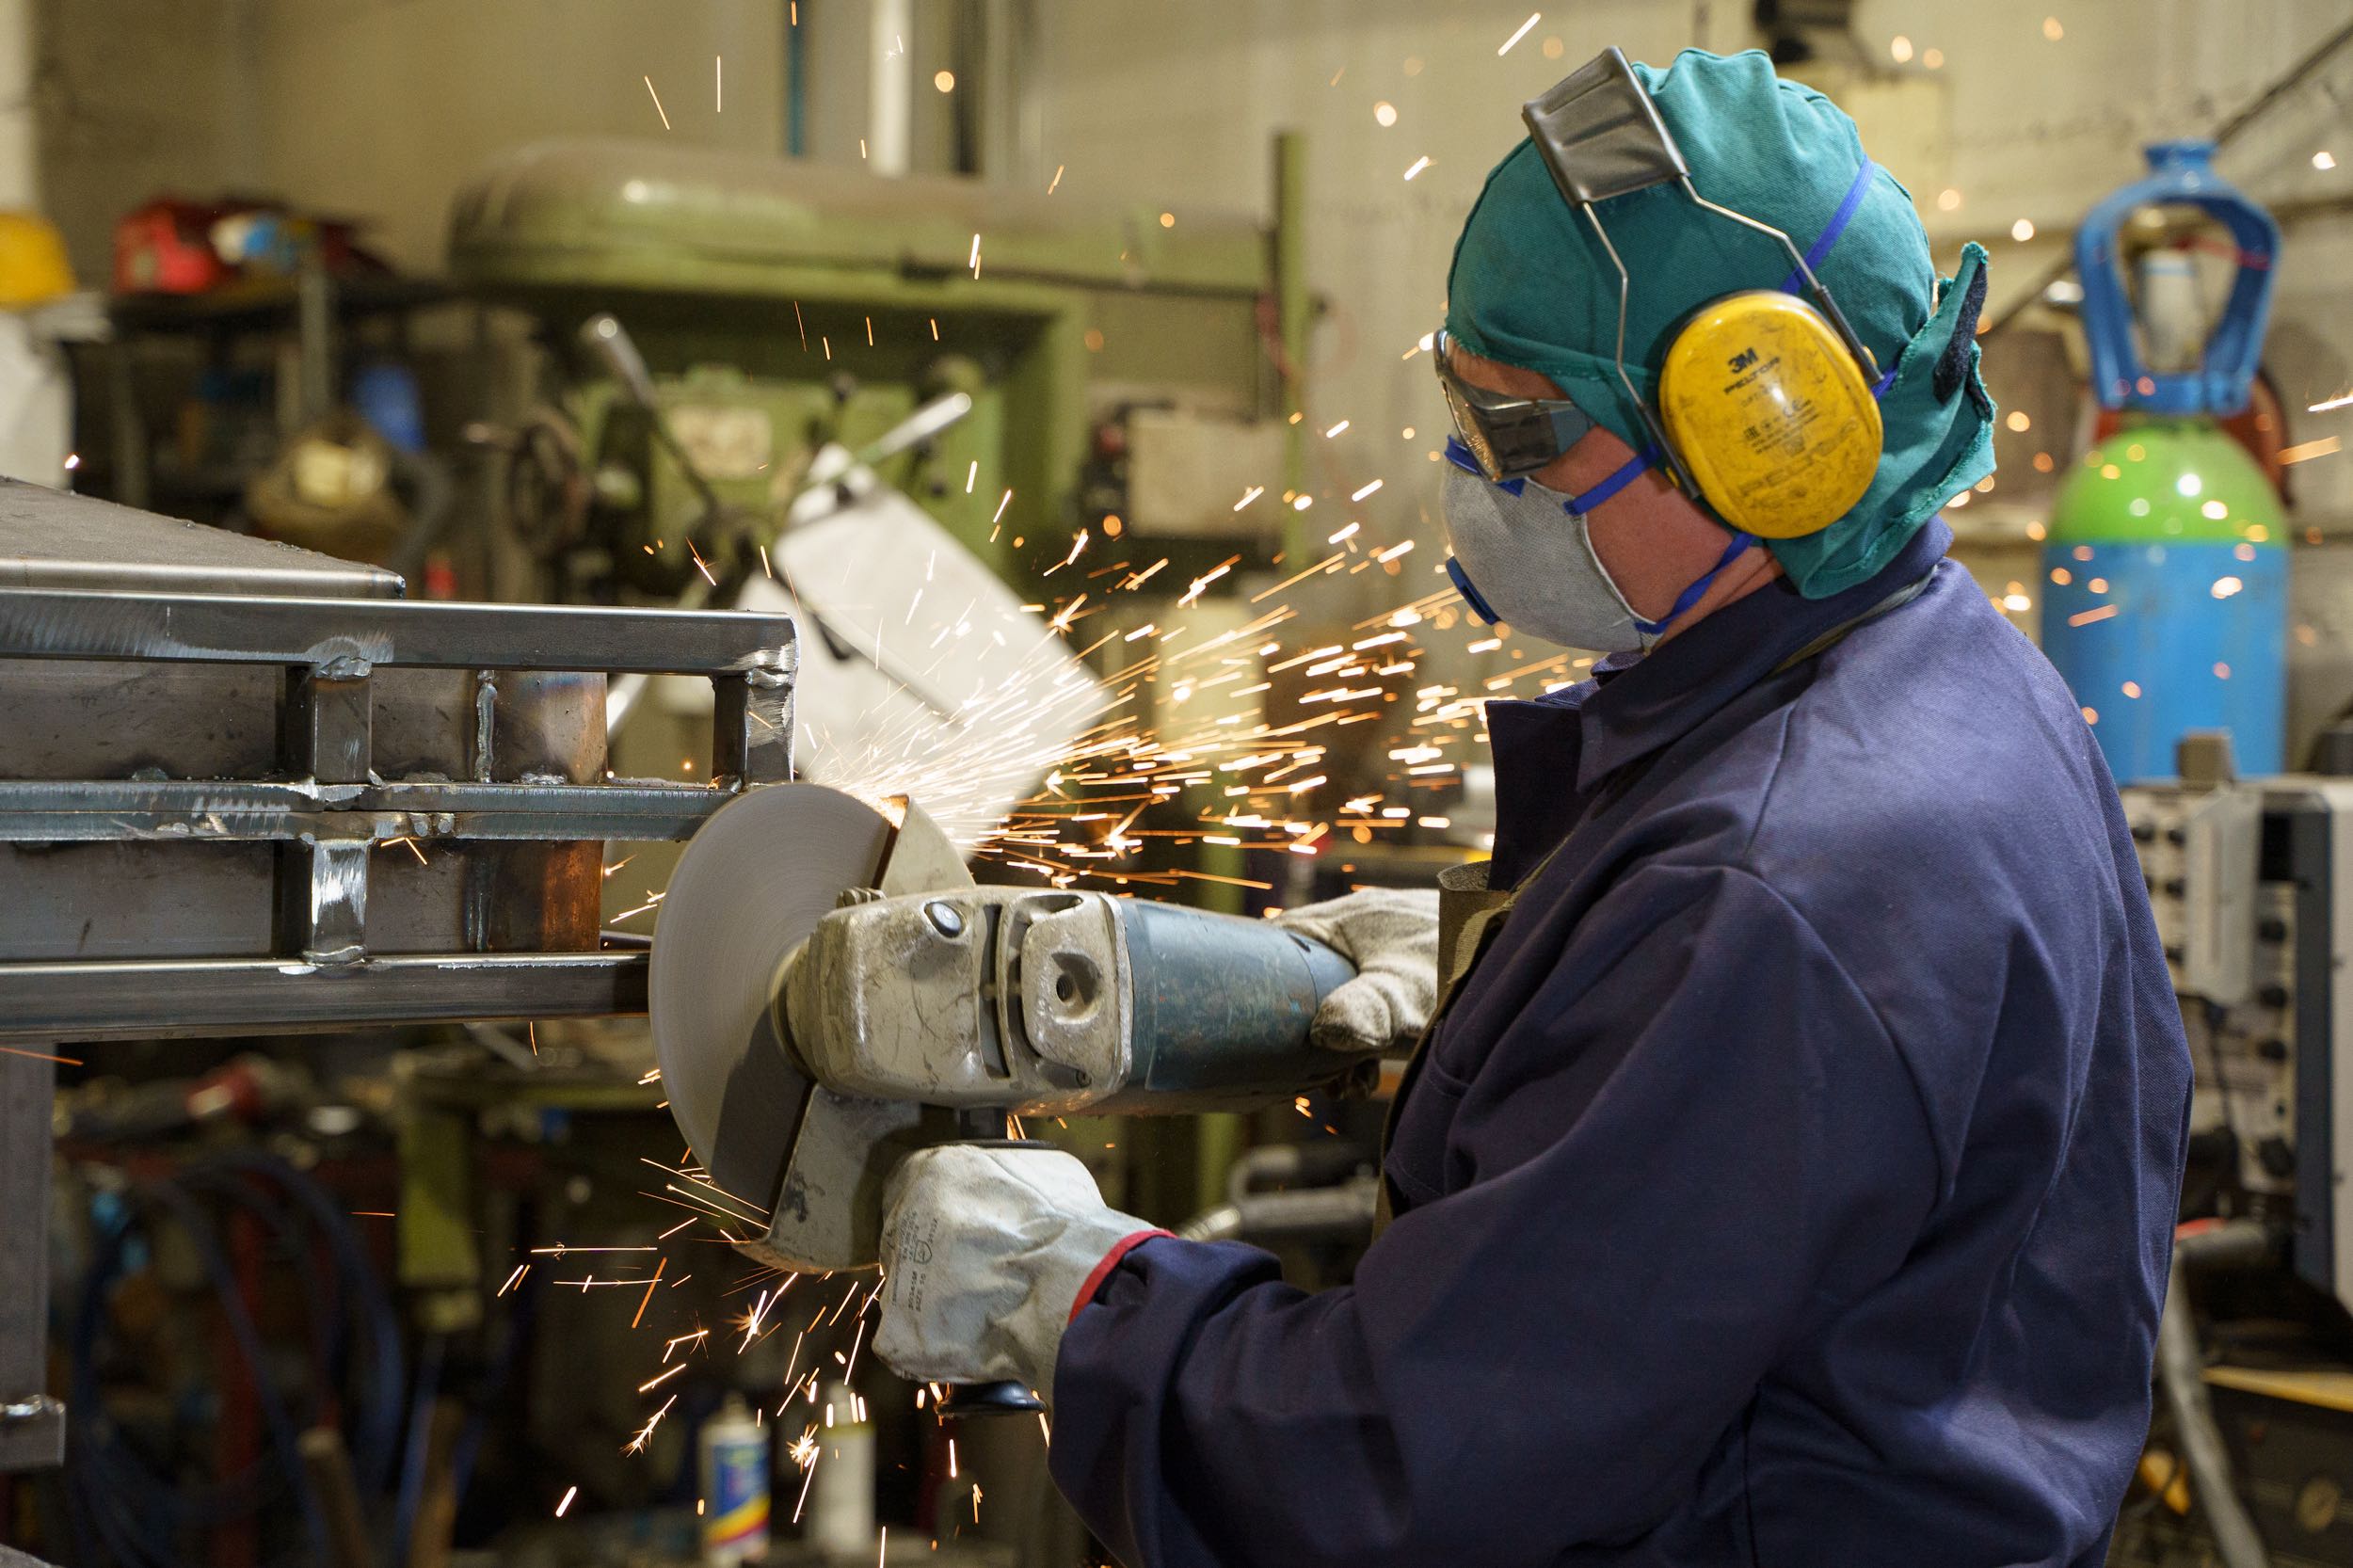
[
  {"xmin": 2128, "ymin": 751, "xmax": 2353, "ymax": 1320},
  {"xmin": 448, "ymin": 136, "xmax": 1321, "ymax": 606},
  {"xmin": 567, "ymin": 309, "xmax": 1111, "ymax": 854},
  {"xmin": 2114, "ymin": 739, "xmax": 2353, "ymax": 1568},
  {"xmin": 447, "ymin": 138, "xmax": 1323, "ymax": 900}
]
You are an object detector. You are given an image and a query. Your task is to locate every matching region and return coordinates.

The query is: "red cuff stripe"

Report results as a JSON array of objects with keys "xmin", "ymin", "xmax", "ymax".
[{"xmin": 1068, "ymin": 1228, "xmax": 1175, "ymax": 1323}]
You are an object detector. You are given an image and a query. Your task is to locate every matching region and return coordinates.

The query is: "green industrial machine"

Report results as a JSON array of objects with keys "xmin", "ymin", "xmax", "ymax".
[{"xmin": 448, "ymin": 136, "xmax": 1306, "ymax": 602}]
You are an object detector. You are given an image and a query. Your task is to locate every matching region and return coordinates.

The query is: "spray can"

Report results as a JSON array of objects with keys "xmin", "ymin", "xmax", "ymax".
[
  {"xmin": 699, "ymin": 1394, "xmax": 770, "ymax": 1565},
  {"xmin": 807, "ymin": 1380, "xmax": 876, "ymax": 1559}
]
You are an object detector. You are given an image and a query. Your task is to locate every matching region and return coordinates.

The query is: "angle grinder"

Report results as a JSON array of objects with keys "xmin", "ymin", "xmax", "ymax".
[{"xmin": 648, "ymin": 781, "xmax": 1365, "ymax": 1413}]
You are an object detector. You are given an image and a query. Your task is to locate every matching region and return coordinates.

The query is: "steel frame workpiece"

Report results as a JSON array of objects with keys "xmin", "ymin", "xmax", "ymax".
[{"xmin": 0, "ymin": 585, "xmax": 795, "ymax": 1041}]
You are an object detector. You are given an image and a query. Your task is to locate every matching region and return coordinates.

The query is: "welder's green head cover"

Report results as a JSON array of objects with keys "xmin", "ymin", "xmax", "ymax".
[{"xmin": 1447, "ymin": 48, "xmax": 1996, "ymax": 598}]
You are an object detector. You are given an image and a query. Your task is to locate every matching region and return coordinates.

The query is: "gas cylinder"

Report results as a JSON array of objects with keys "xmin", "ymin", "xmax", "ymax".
[{"xmin": 2041, "ymin": 141, "xmax": 2285, "ymax": 782}]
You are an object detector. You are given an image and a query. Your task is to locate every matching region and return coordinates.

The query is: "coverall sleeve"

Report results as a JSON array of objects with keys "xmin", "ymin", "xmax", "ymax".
[{"xmin": 1047, "ymin": 863, "xmax": 1943, "ymax": 1568}]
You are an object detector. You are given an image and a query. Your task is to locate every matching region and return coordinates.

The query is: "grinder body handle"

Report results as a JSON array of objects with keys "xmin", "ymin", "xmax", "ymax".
[{"xmin": 1099, "ymin": 900, "xmax": 1358, "ymax": 1112}]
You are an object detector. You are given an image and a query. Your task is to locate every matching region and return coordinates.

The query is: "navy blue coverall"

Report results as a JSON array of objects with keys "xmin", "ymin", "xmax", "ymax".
[{"xmin": 1049, "ymin": 520, "xmax": 2193, "ymax": 1566}]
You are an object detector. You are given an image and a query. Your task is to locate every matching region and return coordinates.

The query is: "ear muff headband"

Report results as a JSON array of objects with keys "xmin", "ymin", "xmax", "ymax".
[{"xmin": 1656, "ymin": 152, "xmax": 1887, "ymax": 536}]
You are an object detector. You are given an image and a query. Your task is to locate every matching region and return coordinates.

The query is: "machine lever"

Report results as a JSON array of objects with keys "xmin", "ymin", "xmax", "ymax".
[{"xmin": 580, "ymin": 312, "xmax": 661, "ymax": 408}]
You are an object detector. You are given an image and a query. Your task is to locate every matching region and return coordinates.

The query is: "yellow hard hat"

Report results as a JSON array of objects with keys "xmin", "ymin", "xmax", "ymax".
[{"xmin": 0, "ymin": 213, "xmax": 74, "ymax": 309}]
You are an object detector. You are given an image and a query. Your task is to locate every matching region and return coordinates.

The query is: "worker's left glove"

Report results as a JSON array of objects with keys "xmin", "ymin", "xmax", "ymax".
[
  {"xmin": 875, "ymin": 1144, "xmax": 1164, "ymax": 1404},
  {"xmin": 1275, "ymin": 887, "xmax": 1441, "ymax": 1053}
]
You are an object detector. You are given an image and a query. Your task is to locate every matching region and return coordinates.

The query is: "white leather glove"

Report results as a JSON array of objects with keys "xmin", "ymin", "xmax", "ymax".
[
  {"xmin": 875, "ymin": 1144, "xmax": 1160, "ymax": 1405},
  {"xmin": 1275, "ymin": 887, "xmax": 1441, "ymax": 1053}
]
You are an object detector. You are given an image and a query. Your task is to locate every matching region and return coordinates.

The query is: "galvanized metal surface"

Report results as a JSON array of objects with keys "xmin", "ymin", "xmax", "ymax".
[
  {"xmin": 0, "ymin": 952, "xmax": 648, "ymax": 1041},
  {"xmin": 0, "ymin": 587, "xmax": 792, "ymax": 678},
  {"xmin": 0, "ymin": 664, "xmax": 602, "ymax": 788},
  {"xmin": 0, "ymin": 477, "xmax": 401, "ymax": 599},
  {"xmin": 2, "ymin": 518, "xmax": 794, "ymax": 1037},
  {"xmin": 0, "ymin": 777, "xmax": 737, "ymax": 842}
]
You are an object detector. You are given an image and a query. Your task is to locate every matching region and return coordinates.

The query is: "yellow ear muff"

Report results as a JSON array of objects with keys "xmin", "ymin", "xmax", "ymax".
[{"xmin": 1656, "ymin": 291, "xmax": 1883, "ymax": 539}]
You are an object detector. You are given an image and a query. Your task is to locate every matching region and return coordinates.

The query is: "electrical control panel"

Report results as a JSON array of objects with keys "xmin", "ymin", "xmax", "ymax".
[
  {"xmin": 2129, "ymin": 782, "xmax": 2261, "ymax": 1004},
  {"xmin": 2122, "ymin": 779, "xmax": 2353, "ymax": 1311}
]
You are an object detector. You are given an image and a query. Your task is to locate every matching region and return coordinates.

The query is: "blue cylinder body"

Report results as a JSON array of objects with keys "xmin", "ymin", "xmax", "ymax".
[{"xmin": 2039, "ymin": 540, "xmax": 2286, "ymax": 781}]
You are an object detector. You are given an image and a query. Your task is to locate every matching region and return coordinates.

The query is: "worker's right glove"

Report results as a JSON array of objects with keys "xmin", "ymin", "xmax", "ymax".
[{"xmin": 1274, "ymin": 887, "xmax": 1440, "ymax": 1053}]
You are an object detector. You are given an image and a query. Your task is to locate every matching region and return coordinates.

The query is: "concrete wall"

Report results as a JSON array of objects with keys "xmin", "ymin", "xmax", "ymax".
[
  {"xmin": 251, "ymin": 0, "xmax": 789, "ymax": 270},
  {"xmin": 35, "ymin": 0, "xmax": 265, "ymax": 282},
  {"xmin": 36, "ymin": 0, "xmax": 795, "ymax": 279}
]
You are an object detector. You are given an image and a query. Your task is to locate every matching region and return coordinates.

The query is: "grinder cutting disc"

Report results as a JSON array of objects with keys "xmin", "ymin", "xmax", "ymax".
[{"xmin": 650, "ymin": 783, "xmax": 894, "ymax": 1212}]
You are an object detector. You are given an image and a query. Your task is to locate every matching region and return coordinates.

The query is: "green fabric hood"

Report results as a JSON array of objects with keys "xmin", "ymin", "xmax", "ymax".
[{"xmin": 1445, "ymin": 48, "xmax": 1995, "ymax": 598}]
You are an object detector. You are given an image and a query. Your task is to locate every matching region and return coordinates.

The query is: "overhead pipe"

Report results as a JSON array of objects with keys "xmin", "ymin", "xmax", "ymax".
[{"xmin": 869, "ymin": 0, "xmax": 913, "ymax": 176}]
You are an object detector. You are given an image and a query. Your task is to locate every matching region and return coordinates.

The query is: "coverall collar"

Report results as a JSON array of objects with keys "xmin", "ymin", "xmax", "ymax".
[{"xmin": 1486, "ymin": 518, "xmax": 1954, "ymax": 886}]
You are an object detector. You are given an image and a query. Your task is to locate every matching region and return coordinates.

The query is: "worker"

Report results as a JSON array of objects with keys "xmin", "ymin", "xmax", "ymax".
[{"xmin": 875, "ymin": 48, "xmax": 2190, "ymax": 1568}]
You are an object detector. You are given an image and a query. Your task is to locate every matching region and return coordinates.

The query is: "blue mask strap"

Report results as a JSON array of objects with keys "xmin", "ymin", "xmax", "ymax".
[
  {"xmin": 1560, "ymin": 444, "xmax": 1661, "ymax": 517},
  {"xmin": 1549, "ymin": 441, "xmax": 1752, "ymax": 638},
  {"xmin": 1781, "ymin": 156, "xmax": 1899, "ymax": 398},
  {"xmin": 1446, "ymin": 556, "xmax": 1501, "ymax": 625},
  {"xmin": 1632, "ymin": 531, "xmax": 1755, "ymax": 637},
  {"xmin": 1780, "ymin": 158, "xmax": 1877, "ymax": 296},
  {"xmin": 1444, "ymin": 435, "xmax": 1526, "ymax": 495}
]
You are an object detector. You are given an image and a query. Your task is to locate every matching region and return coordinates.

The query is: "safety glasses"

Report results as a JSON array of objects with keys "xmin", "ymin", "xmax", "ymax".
[{"xmin": 1432, "ymin": 328, "xmax": 1599, "ymax": 480}]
